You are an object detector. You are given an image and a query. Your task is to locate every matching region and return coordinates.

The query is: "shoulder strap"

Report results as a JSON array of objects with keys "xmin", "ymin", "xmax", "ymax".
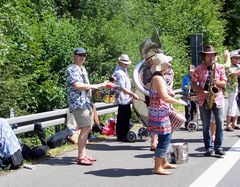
[
  {"xmin": 151, "ymin": 71, "xmax": 167, "ymax": 82},
  {"xmin": 152, "ymin": 71, "xmax": 162, "ymax": 78}
]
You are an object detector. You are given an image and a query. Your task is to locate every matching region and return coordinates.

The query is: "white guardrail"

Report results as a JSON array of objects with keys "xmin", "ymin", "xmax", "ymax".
[
  {"xmin": 4, "ymin": 88, "xmax": 184, "ymax": 135},
  {"xmin": 5, "ymin": 102, "xmax": 118, "ymax": 135}
]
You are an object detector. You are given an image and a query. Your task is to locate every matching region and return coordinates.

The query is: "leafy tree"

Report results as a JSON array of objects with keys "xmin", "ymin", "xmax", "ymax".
[
  {"xmin": 0, "ymin": 0, "xmax": 232, "ymax": 117},
  {"xmin": 222, "ymin": 0, "xmax": 240, "ymax": 49}
]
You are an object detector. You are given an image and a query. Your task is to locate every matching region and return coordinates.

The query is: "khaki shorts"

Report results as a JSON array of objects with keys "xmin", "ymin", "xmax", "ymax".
[{"xmin": 72, "ymin": 108, "xmax": 93, "ymax": 128}]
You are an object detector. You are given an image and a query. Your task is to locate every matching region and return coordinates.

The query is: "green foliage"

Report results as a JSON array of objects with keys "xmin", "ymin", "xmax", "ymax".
[
  {"xmin": 0, "ymin": 0, "xmax": 236, "ymax": 117},
  {"xmin": 222, "ymin": 0, "xmax": 240, "ymax": 49}
]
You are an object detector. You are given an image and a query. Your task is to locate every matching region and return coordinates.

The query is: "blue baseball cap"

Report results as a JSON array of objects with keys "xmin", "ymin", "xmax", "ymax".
[{"xmin": 74, "ymin": 48, "xmax": 86, "ymax": 55}]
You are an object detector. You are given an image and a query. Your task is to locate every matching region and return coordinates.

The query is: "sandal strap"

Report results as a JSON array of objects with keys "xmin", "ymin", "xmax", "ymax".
[
  {"xmin": 86, "ymin": 155, "xmax": 97, "ymax": 162},
  {"xmin": 77, "ymin": 157, "xmax": 93, "ymax": 165}
]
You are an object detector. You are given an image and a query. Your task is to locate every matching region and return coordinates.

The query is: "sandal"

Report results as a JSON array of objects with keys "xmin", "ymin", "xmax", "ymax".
[
  {"xmin": 225, "ymin": 127, "xmax": 234, "ymax": 132},
  {"xmin": 85, "ymin": 155, "xmax": 97, "ymax": 162},
  {"xmin": 77, "ymin": 157, "xmax": 93, "ymax": 166},
  {"xmin": 232, "ymin": 125, "xmax": 240, "ymax": 130}
]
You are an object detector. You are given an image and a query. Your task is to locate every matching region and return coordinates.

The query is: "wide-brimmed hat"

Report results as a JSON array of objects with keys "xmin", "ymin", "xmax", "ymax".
[
  {"xmin": 150, "ymin": 53, "xmax": 173, "ymax": 73},
  {"xmin": 74, "ymin": 47, "xmax": 86, "ymax": 55},
  {"xmin": 230, "ymin": 49, "xmax": 240, "ymax": 58},
  {"xmin": 119, "ymin": 54, "xmax": 131, "ymax": 64},
  {"xmin": 144, "ymin": 50, "xmax": 156, "ymax": 62},
  {"xmin": 200, "ymin": 45, "xmax": 218, "ymax": 55}
]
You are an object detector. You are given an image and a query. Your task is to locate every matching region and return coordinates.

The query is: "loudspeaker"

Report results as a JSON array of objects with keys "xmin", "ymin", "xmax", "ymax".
[{"xmin": 189, "ymin": 34, "xmax": 203, "ymax": 67}]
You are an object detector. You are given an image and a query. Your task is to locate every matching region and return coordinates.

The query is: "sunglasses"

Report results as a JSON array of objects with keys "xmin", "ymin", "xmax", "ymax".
[{"xmin": 77, "ymin": 54, "xmax": 87, "ymax": 57}]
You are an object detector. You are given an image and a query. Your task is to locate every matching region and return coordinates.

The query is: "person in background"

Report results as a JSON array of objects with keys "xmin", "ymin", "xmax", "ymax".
[
  {"xmin": 224, "ymin": 49, "xmax": 240, "ymax": 131},
  {"xmin": 191, "ymin": 45, "xmax": 227, "ymax": 157},
  {"xmin": 112, "ymin": 54, "xmax": 139, "ymax": 142},
  {"xmin": 182, "ymin": 65, "xmax": 197, "ymax": 128},
  {"xmin": 148, "ymin": 53, "xmax": 187, "ymax": 175},
  {"xmin": 66, "ymin": 47, "xmax": 107, "ymax": 165},
  {"xmin": 142, "ymin": 50, "xmax": 157, "ymax": 151}
]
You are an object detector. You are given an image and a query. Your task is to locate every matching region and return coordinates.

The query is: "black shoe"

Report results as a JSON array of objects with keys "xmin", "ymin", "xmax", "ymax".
[
  {"xmin": 225, "ymin": 127, "xmax": 234, "ymax": 132},
  {"xmin": 215, "ymin": 149, "xmax": 225, "ymax": 156},
  {"xmin": 204, "ymin": 149, "xmax": 214, "ymax": 157}
]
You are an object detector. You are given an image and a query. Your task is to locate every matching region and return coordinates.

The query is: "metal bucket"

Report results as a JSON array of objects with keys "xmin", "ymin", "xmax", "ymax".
[{"xmin": 172, "ymin": 143, "xmax": 189, "ymax": 164}]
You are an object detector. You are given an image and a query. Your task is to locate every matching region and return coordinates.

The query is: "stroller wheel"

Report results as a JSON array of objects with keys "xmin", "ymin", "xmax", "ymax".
[
  {"xmin": 127, "ymin": 131, "xmax": 137, "ymax": 142},
  {"xmin": 138, "ymin": 127, "xmax": 149, "ymax": 137},
  {"xmin": 138, "ymin": 127, "xmax": 146, "ymax": 135},
  {"xmin": 187, "ymin": 121, "xmax": 198, "ymax": 132}
]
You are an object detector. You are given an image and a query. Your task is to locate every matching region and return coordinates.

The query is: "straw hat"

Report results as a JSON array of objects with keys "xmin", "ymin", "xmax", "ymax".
[
  {"xmin": 118, "ymin": 54, "xmax": 131, "ymax": 65},
  {"xmin": 150, "ymin": 53, "xmax": 173, "ymax": 73}
]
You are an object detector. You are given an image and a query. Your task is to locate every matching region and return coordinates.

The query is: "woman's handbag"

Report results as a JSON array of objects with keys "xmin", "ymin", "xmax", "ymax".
[{"xmin": 169, "ymin": 109, "xmax": 186, "ymax": 132}]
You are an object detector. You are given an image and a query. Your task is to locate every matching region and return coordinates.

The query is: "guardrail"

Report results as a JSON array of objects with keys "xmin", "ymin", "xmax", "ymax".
[
  {"xmin": 4, "ymin": 88, "xmax": 184, "ymax": 135},
  {"xmin": 5, "ymin": 102, "xmax": 118, "ymax": 135}
]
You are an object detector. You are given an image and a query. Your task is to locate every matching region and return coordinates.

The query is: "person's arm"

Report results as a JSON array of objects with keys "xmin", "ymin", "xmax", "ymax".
[
  {"xmin": 191, "ymin": 81, "xmax": 205, "ymax": 94},
  {"xmin": 224, "ymin": 50, "xmax": 231, "ymax": 68},
  {"xmin": 213, "ymin": 79, "xmax": 227, "ymax": 89},
  {"xmin": 153, "ymin": 76, "xmax": 186, "ymax": 105},
  {"xmin": 213, "ymin": 65, "xmax": 227, "ymax": 89},
  {"xmin": 120, "ymin": 87, "xmax": 139, "ymax": 100},
  {"xmin": 73, "ymin": 82, "xmax": 103, "ymax": 91},
  {"xmin": 229, "ymin": 69, "xmax": 240, "ymax": 78}
]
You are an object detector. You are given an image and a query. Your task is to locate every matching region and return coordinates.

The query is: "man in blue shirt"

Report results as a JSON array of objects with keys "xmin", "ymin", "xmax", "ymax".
[
  {"xmin": 182, "ymin": 65, "xmax": 196, "ymax": 126},
  {"xmin": 112, "ymin": 54, "xmax": 139, "ymax": 142},
  {"xmin": 66, "ymin": 48, "xmax": 106, "ymax": 165}
]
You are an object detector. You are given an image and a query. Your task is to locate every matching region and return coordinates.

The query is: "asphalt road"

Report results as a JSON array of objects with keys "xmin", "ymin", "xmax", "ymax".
[{"xmin": 1, "ymin": 125, "xmax": 240, "ymax": 187}]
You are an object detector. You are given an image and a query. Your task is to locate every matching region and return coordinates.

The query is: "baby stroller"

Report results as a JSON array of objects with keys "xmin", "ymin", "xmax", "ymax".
[
  {"xmin": 126, "ymin": 90, "xmax": 150, "ymax": 142},
  {"xmin": 184, "ymin": 94, "xmax": 200, "ymax": 132}
]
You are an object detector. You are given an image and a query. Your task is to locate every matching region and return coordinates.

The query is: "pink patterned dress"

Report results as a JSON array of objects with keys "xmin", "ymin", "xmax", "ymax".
[{"xmin": 148, "ymin": 78, "xmax": 172, "ymax": 135}]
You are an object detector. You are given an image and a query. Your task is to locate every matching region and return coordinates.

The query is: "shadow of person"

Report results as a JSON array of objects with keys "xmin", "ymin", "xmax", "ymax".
[
  {"xmin": 86, "ymin": 143, "xmax": 149, "ymax": 151},
  {"xmin": 40, "ymin": 156, "xmax": 77, "ymax": 166},
  {"xmin": 85, "ymin": 168, "xmax": 153, "ymax": 177}
]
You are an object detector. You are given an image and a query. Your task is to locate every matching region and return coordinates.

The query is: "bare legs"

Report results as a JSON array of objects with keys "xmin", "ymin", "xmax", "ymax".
[
  {"xmin": 78, "ymin": 126, "xmax": 92, "ymax": 159},
  {"xmin": 150, "ymin": 133, "xmax": 158, "ymax": 151},
  {"xmin": 154, "ymin": 157, "xmax": 176, "ymax": 175}
]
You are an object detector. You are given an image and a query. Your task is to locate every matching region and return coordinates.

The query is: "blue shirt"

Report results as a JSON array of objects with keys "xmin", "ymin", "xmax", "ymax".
[
  {"xmin": 182, "ymin": 74, "xmax": 191, "ymax": 94},
  {"xmin": 0, "ymin": 118, "xmax": 21, "ymax": 158},
  {"xmin": 66, "ymin": 64, "xmax": 93, "ymax": 112},
  {"xmin": 182, "ymin": 74, "xmax": 192, "ymax": 103},
  {"xmin": 112, "ymin": 65, "xmax": 132, "ymax": 105}
]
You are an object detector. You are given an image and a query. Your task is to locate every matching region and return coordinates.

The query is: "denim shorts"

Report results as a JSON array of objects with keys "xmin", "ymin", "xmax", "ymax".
[{"xmin": 155, "ymin": 133, "xmax": 172, "ymax": 158}]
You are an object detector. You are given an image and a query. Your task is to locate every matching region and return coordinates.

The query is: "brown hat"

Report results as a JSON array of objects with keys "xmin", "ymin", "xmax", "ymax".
[{"xmin": 200, "ymin": 45, "xmax": 218, "ymax": 54}]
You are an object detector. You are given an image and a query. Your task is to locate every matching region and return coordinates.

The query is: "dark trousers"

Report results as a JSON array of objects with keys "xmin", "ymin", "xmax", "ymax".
[
  {"xmin": 116, "ymin": 104, "xmax": 131, "ymax": 139},
  {"xmin": 185, "ymin": 101, "xmax": 197, "ymax": 122}
]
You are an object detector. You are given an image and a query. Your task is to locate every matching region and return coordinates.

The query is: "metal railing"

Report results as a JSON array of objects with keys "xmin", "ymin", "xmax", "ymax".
[{"xmin": 5, "ymin": 102, "xmax": 118, "ymax": 135}]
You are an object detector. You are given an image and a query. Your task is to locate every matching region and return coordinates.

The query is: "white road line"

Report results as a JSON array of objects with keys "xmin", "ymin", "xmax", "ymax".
[{"xmin": 189, "ymin": 140, "xmax": 240, "ymax": 187}]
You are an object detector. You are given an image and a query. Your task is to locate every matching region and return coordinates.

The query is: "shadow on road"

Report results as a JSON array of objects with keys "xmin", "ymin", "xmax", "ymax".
[
  {"xmin": 84, "ymin": 168, "xmax": 153, "ymax": 177},
  {"xmin": 171, "ymin": 138, "xmax": 203, "ymax": 144},
  {"xmin": 40, "ymin": 156, "xmax": 77, "ymax": 166},
  {"xmin": 87, "ymin": 143, "xmax": 149, "ymax": 151}
]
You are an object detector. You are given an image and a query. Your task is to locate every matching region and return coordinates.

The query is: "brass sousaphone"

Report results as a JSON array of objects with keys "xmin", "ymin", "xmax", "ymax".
[
  {"xmin": 132, "ymin": 29, "xmax": 186, "ymax": 132},
  {"xmin": 132, "ymin": 29, "xmax": 162, "ymax": 124}
]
